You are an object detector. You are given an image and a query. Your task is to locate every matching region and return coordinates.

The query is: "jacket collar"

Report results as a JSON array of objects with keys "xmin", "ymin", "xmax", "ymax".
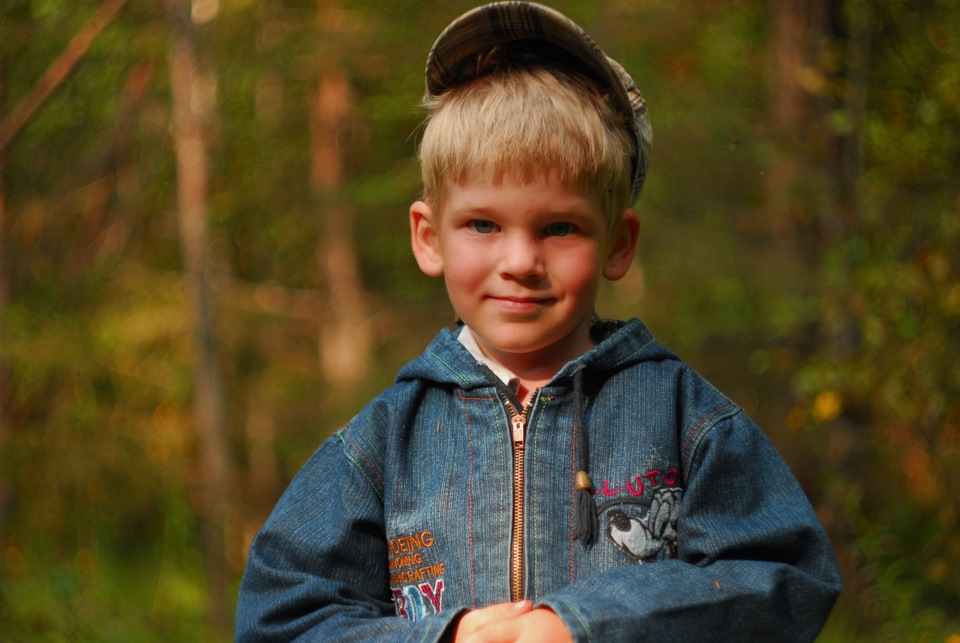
[{"xmin": 395, "ymin": 318, "xmax": 675, "ymax": 390}]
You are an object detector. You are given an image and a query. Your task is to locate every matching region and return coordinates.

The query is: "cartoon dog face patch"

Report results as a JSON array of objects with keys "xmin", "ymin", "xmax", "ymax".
[{"xmin": 603, "ymin": 487, "xmax": 682, "ymax": 563}]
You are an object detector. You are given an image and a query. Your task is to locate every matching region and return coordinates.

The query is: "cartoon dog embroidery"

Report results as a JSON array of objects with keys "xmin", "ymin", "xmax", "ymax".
[{"xmin": 605, "ymin": 487, "xmax": 682, "ymax": 563}]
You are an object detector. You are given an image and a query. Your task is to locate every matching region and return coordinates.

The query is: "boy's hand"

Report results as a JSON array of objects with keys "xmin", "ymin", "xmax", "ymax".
[{"xmin": 452, "ymin": 601, "xmax": 573, "ymax": 643}]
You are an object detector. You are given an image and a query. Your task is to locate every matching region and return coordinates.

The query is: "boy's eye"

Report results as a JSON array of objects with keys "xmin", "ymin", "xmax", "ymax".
[
  {"xmin": 544, "ymin": 222, "xmax": 576, "ymax": 237},
  {"xmin": 468, "ymin": 220, "xmax": 497, "ymax": 234}
]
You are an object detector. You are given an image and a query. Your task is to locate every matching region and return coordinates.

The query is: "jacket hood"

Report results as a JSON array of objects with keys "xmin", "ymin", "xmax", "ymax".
[{"xmin": 395, "ymin": 318, "xmax": 678, "ymax": 389}]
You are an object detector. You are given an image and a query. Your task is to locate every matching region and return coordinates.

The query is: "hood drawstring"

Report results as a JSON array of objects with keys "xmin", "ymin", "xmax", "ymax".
[{"xmin": 573, "ymin": 369, "xmax": 598, "ymax": 549}]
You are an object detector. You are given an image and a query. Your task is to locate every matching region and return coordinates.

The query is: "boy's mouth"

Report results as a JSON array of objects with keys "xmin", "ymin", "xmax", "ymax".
[{"xmin": 488, "ymin": 295, "xmax": 555, "ymax": 313}]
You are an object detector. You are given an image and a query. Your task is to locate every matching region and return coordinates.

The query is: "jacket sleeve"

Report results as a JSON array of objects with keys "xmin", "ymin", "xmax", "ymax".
[
  {"xmin": 235, "ymin": 432, "xmax": 461, "ymax": 642},
  {"xmin": 539, "ymin": 409, "xmax": 842, "ymax": 642}
]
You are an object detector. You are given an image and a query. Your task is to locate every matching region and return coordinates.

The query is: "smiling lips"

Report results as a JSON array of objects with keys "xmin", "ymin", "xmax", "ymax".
[{"xmin": 488, "ymin": 295, "xmax": 556, "ymax": 313}]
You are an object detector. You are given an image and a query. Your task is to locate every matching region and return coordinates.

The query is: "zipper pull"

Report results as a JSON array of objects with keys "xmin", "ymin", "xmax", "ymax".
[{"xmin": 511, "ymin": 414, "xmax": 526, "ymax": 447}]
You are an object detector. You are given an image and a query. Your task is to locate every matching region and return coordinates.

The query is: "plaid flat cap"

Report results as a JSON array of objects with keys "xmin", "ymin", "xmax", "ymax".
[{"xmin": 425, "ymin": 1, "xmax": 652, "ymax": 202}]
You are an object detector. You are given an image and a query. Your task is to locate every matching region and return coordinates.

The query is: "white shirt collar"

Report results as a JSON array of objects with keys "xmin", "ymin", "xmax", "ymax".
[{"xmin": 457, "ymin": 326, "xmax": 520, "ymax": 391}]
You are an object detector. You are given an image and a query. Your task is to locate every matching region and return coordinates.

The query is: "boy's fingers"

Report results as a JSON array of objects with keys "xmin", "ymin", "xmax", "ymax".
[
  {"xmin": 468, "ymin": 608, "xmax": 573, "ymax": 643},
  {"xmin": 454, "ymin": 600, "xmax": 532, "ymax": 640},
  {"xmin": 461, "ymin": 617, "xmax": 521, "ymax": 643}
]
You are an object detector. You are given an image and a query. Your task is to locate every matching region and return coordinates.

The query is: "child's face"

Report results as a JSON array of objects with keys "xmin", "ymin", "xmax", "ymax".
[{"xmin": 410, "ymin": 174, "xmax": 638, "ymax": 372}]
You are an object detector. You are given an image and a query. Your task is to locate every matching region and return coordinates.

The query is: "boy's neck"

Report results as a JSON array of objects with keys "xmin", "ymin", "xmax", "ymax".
[{"xmin": 457, "ymin": 326, "xmax": 591, "ymax": 405}]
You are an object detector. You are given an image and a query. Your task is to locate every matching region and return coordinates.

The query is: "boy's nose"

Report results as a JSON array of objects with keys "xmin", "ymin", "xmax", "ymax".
[{"xmin": 498, "ymin": 233, "xmax": 545, "ymax": 280}]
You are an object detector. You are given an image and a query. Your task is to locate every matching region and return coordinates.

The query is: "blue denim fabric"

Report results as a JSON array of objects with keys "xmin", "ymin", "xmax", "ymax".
[{"xmin": 236, "ymin": 319, "xmax": 841, "ymax": 642}]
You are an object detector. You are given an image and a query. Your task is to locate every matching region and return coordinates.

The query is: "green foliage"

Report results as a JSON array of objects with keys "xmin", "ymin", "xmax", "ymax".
[{"xmin": 788, "ymin": 1, "xmax": 960, "ymax": 637}]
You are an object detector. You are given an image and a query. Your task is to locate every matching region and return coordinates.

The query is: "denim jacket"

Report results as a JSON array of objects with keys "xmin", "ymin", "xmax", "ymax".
[{"xmin": 236, "ymin": 319, "xmax": 841, "ymax": 642}]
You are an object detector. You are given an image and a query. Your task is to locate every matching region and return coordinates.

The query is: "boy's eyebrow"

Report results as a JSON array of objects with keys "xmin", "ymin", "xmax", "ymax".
[
  {"xmin": 450, "ymin": 204, "xmax": 600, "ymax": 222},
  {"xmin": 443, "ymin": 204, "xmax": 492, "ymax": 218}
]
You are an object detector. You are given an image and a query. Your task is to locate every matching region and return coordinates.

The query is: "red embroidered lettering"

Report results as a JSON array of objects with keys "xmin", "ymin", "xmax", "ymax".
[
  {"xmin": 392, "ymin": 588, "xmax": 408, "ymax": 618},
  {"xmin": 419, "ymin": 579, "xmax": 445, "ymax": 612},
  {"xmin": 594, "ymin": 468, "xmax": 682, "ymax": 500},
  {"xmin": 626, "ymin": 477, "xmax": 644, "ymax": 496},
  {"xmin": 599, "ymin": 480, "xmax": 622, "ymax": 496}
]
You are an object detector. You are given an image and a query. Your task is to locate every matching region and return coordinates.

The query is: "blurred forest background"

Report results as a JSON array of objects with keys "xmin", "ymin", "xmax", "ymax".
[{"xmin": 0, "ymin": 0, "xmax": 958, "ymax": 640}]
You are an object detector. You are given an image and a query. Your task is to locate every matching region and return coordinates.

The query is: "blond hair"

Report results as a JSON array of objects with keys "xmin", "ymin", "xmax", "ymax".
[{"xmin": 418, "ymin": 58, "xmax": 633, "ymax": 227}]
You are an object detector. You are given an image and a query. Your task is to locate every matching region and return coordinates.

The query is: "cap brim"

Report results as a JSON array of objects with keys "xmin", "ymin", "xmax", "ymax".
[{"xmin": 427, "ymin": 4, "xmax": 619, "ymax": 97}]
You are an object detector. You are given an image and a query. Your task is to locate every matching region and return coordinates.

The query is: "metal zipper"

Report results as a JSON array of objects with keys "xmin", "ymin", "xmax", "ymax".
[{"xmin": 504, "ymin": 395, "xmax": 535, "ymax": 602}]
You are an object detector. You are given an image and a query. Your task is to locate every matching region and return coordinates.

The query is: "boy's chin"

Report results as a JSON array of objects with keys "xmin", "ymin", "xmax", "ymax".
[{"xmin": 472, "ymin": 325, "xmax": 595, "ymax": 363}]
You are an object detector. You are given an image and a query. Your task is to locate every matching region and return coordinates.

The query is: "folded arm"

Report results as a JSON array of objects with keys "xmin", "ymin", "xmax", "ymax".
[
  {"xmin": 236, "ymin": 435, "xmax": 461, "ymax": 642},
  {"xmin": 540, "ymin": 412, "xmax": 841, "ymax": 642}
]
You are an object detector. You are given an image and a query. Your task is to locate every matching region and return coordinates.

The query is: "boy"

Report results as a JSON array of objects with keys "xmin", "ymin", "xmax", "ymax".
[{"xmin": 236, "ymin": 3, "xmax": 842, "ymax": 641}]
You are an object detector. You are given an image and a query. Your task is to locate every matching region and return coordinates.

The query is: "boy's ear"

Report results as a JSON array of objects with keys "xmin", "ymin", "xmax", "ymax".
[
  {"xmin": 602, "ymin": 208, "xmax": 640, "ymax": 280},
  {"xmin": 410, "ymin": 200, "xmax": 444, "ymax": 277}
]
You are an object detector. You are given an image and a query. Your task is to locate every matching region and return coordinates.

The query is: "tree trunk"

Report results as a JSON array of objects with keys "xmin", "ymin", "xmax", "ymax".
[
  {"xmin": 311, "ymin": 27, "xmax": 371, "ymax": 386},
  {"xmin": 165, "ymin": 0, "xmax": 231, "ymax": 631},
  {"xmin": 0, "ymin": 0, "xmax": 128, "ymax": 153},
  {"xmin": 832, "ymin": 0, "xmax": 870, "ymax": 228},
  {"xmin": 766, "ymin": 0, "xmax": 832, "ymax": 245},
  {"xmin": 766, "ymin": 0, "xmax": 872, "ymax": 605},
  {"xmin": 0, "ymin": 138, "xmax": 9, "ymax": 547}
]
